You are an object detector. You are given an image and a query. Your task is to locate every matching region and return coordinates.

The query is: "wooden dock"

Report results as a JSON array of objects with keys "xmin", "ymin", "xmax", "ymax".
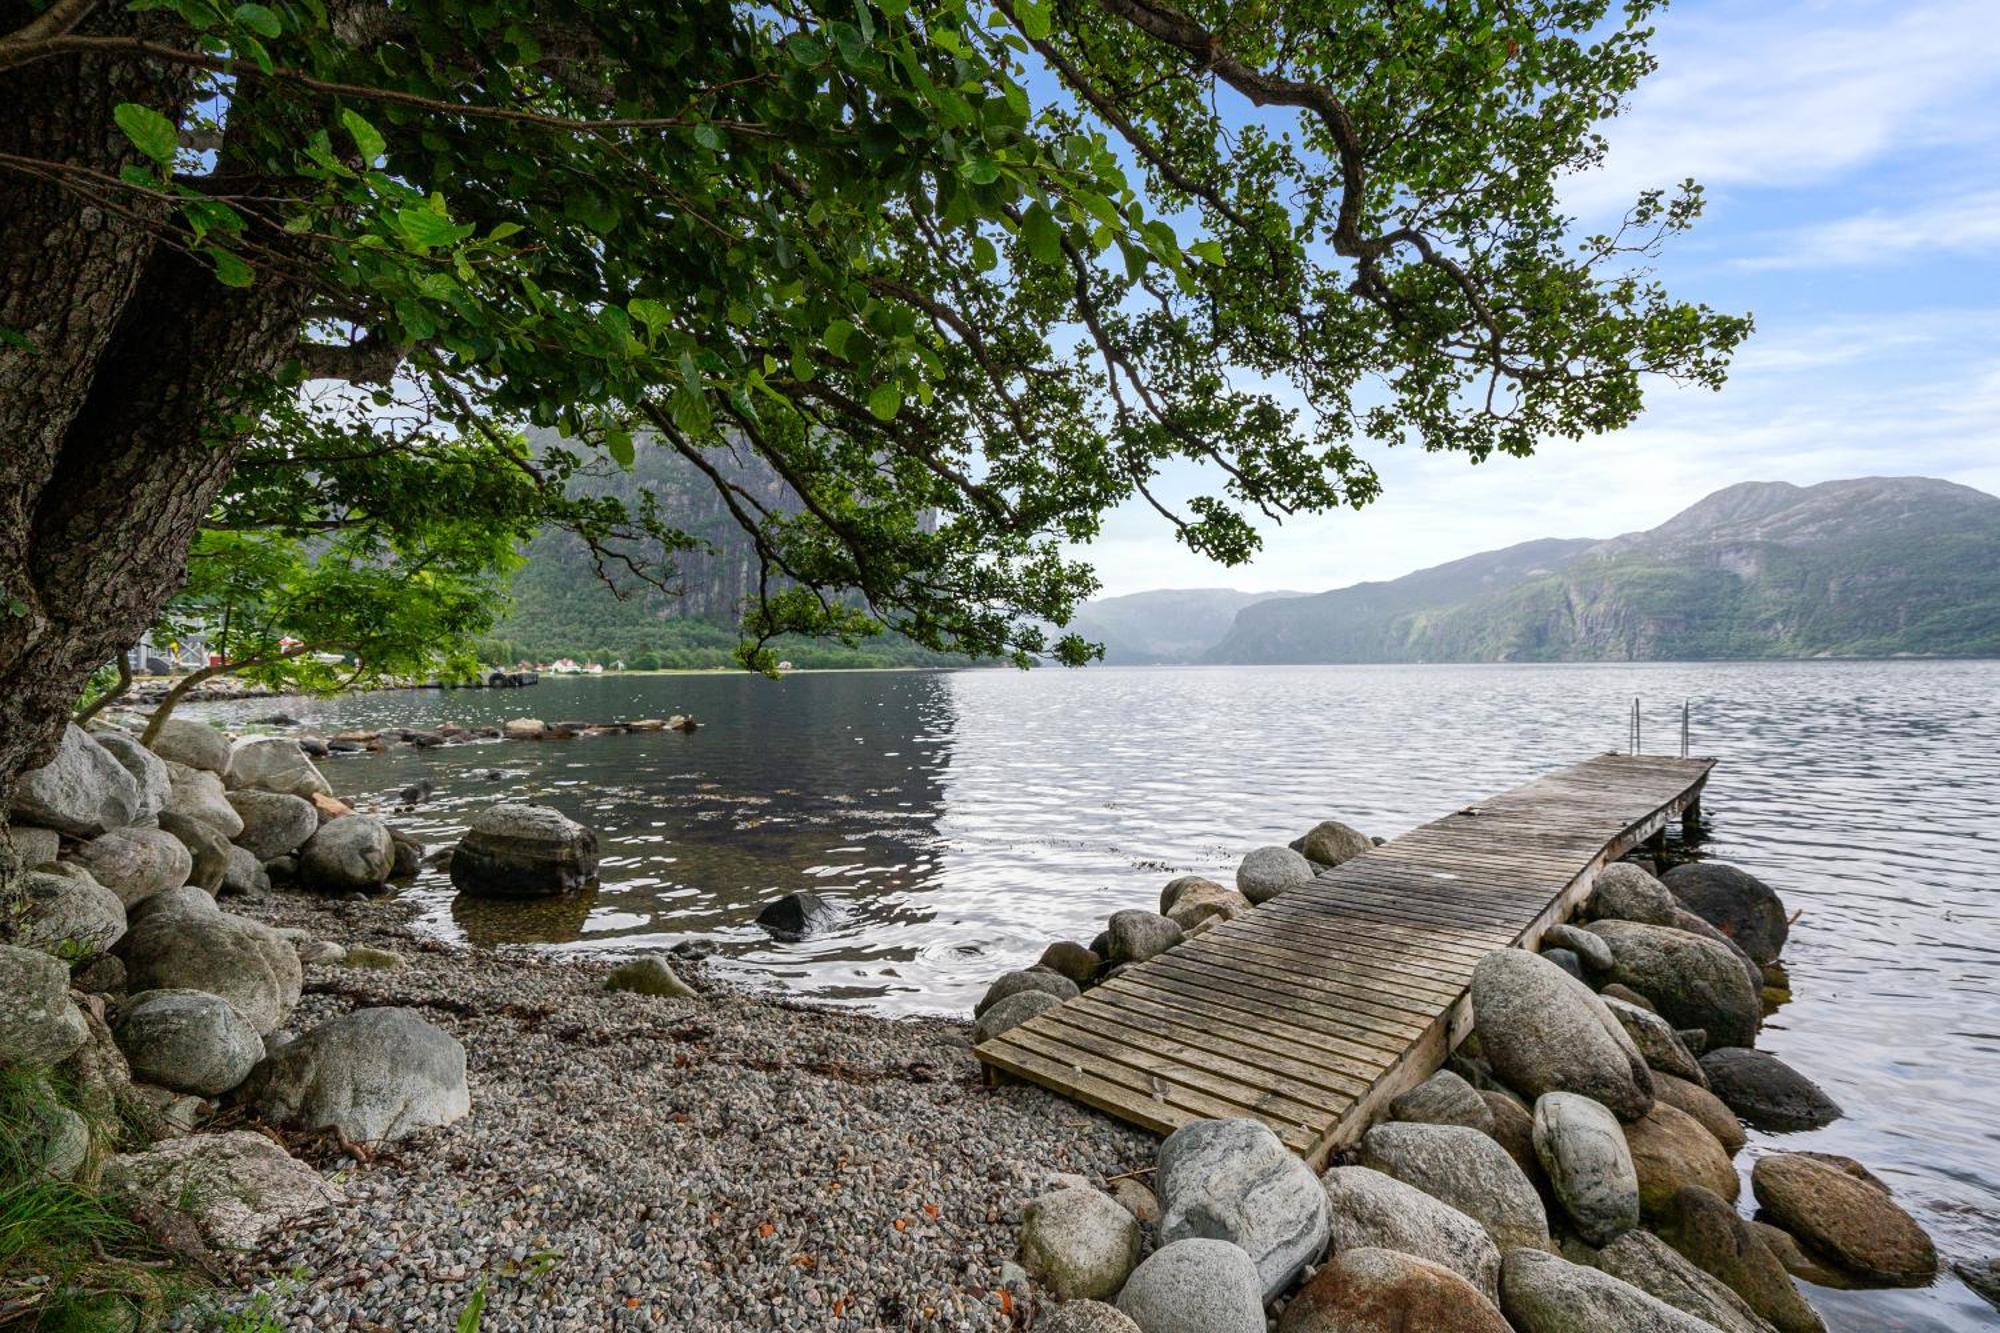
[{"xmin": 974, "ymin": 752, "xmax": 1715, "ymax": 1167}]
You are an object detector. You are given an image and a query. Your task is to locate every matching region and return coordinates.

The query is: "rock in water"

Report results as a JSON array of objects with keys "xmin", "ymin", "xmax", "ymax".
[
  {"xmin": 1624, "ymin": 1100, "xmax": 1739, "ymax": 1216},
  {"xmin": 121, "ymin": 909, "xmax": 301, "ymax": 1035},
  {"xmin": 1115, "ymin": 1239, "xmax": 1265, "ymax": 1333},
  {"xmin": 604, "ymin": 956, "xmax": 697, "ymax": 999},
  {"xmin": 91, "ymin": 729, "xmax": 170, "ymax": 823},
  {"xmin": 296, "ymin": 814, "xmax": 394, "ymax": 892},
  {"xmin": 1321, "ymin": 1165, "xmax": 1502, "ymax": 1300},
  {"xmin": 1752, "ymin": 1153, "xmax": 1936, "ymax": 1286},
  {"xmin": 1699, "ymin": 1047, "xmax": 1842, "ymax": 1132},
  {"xmin": 1656, "ymin": 1185, "xmax": 1827, "ymax": 1333},
  {"xmin": 14, "ymin": 867, "xmax": 126, "ymax": 956},
  {"xmin": 226, "ymin": 790, "xmax": 320, "ymax": 860},
  {"xmin": 1017, "ymin": 1185, "xmax": 1141, "ymax": 1301},
  {"xmin": 241, "ymin": 1006, "xmax": 469, "ymax": 1143},
  {"xmin": 1104, "ymin": 909, "xmax": 1183, "ymax": 964},
  {"xmin": 9, "ymin": 723, "xmax": 140, "ymax": 836},
  {"xmin": 975, "ymin": 968, "xmax": 1079, "ymax": 1016},
  {"xmin": 1603, "ymin": 996, "xmax": 1708, "ymax": 1085},
  {"xmin": 1279, "ymin": 1246, "xmax": 1511, "ymax": 1333},
  {"xmin": 1592, "ymin": 1229, "xmax": 1776, "ymax": 1333},
  {"xmin": 971, "ymin": 990, "xmax": 1060, "ymax": 1043},
  {"xmin": 146, "ymin": 718, "xmax": 234, "ymax": 774},
  {"xmin": 1294, "ymin": 819, "xmax": 1372, "ymax": 869},
  {"xmin": 1157, "ymin": 1117, "xmax": 1329, "ymax": 1301},
  {"xmin": 449, "ymin": 803, "xmax": 600, "ymax": 899},
  {"xmin": 1533, "ymin": 1092, "xmax": 1640, "ymax": 1246},
  {"xmin": 1662, "ymin": 862, "xmax": 1789, "ymax": 963},
  {"xmin": 1585, "ymin": 920, "xmax": 1762, "ymax": 1050},
  {"xmin": 159, "ymin": 811, "xmax": 231, "ymax": 894},
  {"xmin": 102, "ymin": 1131, "xmax": 339, "ymax": 1251},
  {"xmin": 1501, "ymin": 1248, "xmax": 1722, "ymax": 1333},
  {"xmin": 1650, "ymin": 1072, "xmax": 1747, "ymax": 1155},
  {"xmin": 754, "ymin": 890, "xmax": 829, "ymax": 939},
  {"xmin": 1584, "ymin": 862, "xmax": 1682, "ymax": 925},
  {"xmin": 115, "ymin": 988, "xmax": 265, "ymax": 1096},
  {"xmin": 1235, "ymin": 844, "xmax": 1315, "ymax": 904},
  {"xmin": 1036, "ymin": 940, "xmax": 1101, "ymax": 985},
  {"xmin": 1388, "ymin": 1070, "xmax": 1494, "ymax": 1134},
  {"xmin": 0, "ymin": 944, "xmax": 89, "ymax": 1067},
  {"xmin": 225, "ymin": 736, "xmax": 332, "ymax": 799},
  {"xmin": 1160, "ymin": 879, "xmax": 1249, "ymax": 931},
  {"xmin": 1470, "ymin": 948, "xmax": 1654, "ymax": 1121},
  {"xmin": 1359, "ymin": 1121, "xmax": 1551, "ymax": 1254}
]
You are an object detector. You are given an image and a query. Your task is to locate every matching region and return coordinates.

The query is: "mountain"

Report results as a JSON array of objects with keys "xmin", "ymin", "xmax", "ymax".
[
  {"xmin": 1203, "ymin": 477, "xmax": 2000, "ymax": 663},
  {"xmin": 1066, "ymin": 588, "xmax": 1302, "ymax": 663}
]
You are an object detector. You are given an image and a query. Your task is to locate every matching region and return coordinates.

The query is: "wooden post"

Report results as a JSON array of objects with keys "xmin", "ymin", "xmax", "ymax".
[{"xmin": 1682, "ymin": 797, "xmax": 1703, "ymax": 843}]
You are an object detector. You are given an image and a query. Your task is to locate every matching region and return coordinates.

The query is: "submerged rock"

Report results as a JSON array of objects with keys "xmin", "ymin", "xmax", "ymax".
[
  {"xmin": 1158, "ymin": 1117, "xmax": 1328, "ymax": 1301},
  {"xmin": 1752, "ymin": 1153, "xmax": 1936, "ymax": 1287}
]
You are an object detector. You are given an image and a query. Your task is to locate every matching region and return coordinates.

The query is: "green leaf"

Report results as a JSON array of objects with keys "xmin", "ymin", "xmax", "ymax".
[
  {"xmin": 958, "ymin": 156, "xmax": 1000, "ymax": 186},
  {"xmin": 113, "ymin": 103, "xmax": 178, "ymax": 165},
  {"xmin": 232, "ymin": 3, "xmax": 282, "ymax": 37},
  {"xmin": 1015, "ymin": 0, "xmax": 1052, "ymax": 40},
  {"xmin": 971, "ymin": 235, "xmax": 997, "ymax": 272},
  {"xmin": 1188, "ymin": 239, "xmax": 1226, "ymax": 264},
  {"xmin": 1021, "ymin": 203, "xmax": 1062, "ymax": 266},
  {"xmin": 207, "ymin": 248, "xmax": 255, "ymax": 288},
  {"xmin": 627, "ymin": 298, "xmax": 671, "ymax": 341},
  {"xmin": 604, "ymin": 427, "xmax": 635, "ymax": 468},
  {"xmin": 867, "ymin": 382, "xmax": 902, "ymax": 420},
  {"xmin": 693, "ymin": 123, "xmax": 725, "ymax": 152},
  {"xmin": 340, "ymin": 108, "xmax": 386, "ymax": 162},
  {"xmin": 396, "ymin": 205, "xmax": 468, "ymax": 251},
  {"xmin": 822, "ymin": 319, "xmax": 855, "ymax": 359}
]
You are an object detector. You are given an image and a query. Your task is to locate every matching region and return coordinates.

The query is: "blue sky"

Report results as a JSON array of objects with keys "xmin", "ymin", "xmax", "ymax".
[{"xmin": 1083, "ymin": 0, "xmax": 2000, "ymax": 597}]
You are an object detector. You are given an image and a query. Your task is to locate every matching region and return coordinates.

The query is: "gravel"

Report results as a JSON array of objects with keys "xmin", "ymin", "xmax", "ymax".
[{"xmin": 206, "ymin": 890, "xmax": 1153, "ymax": 1330}]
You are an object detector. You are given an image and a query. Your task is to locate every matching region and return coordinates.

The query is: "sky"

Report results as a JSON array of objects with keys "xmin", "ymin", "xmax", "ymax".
[{"xmin": 1082, "ymin": 0, "xmax": 2000, "ymax": 598}]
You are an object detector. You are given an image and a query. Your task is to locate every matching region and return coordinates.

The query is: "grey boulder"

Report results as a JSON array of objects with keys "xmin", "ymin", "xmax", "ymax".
[
  {"xmin": 115, "ymin": 988, "xmax": 265, "ymax": 1096},
  {"xmin": 1604, "ymin": 996, "xmax": 1709, "ymax": 1086},
  {"xmin": 9, "ymin": 823, "xmax": 60, "ymax": 869},
  {"xmin": 162, "ymin": 762, "xmax": 245, "ymax": 839},
  {"xmin": 225, "ymin": 790, "xmax": 319, "ymax": 860},
  {"xmin": 91, "ymin": 728, "xmax": 170, "ymax": 822},
  {"xmin": 1532, "ymin": 1092, "xmax": 1640, "ymax": 1246},
  {"xmin": 120, "ymin": 908, "xmax": 300, "ymax": 1034},
  {"xmin": 9, "ymin": 723, "xmax": 140, "ymax": 837},
  {"xmin": 1541, "ymin": 922, "xmax": 1612, "ymax": 972},
  {"xmin": 66, "ymin": 826, "xmax": 193, "ymax": 907},
  {"xmin": 1116, "ymin": 1239, "xmax": 1265, "ymax": 1333},
  {"xmin": 1388, "ymin": 1069, "xmax": 1494, "ymax": 1134},
  {"xmin": 240, "ymin": 1006, "xmax": 469, "ymax": 1143},
  {"xmin": 1662, "ymin": 862, "xmax": 1789, "ymax": 964},
  {"xmin": 159, "ymin": 811, "xmax": 231, "ymax": 894},
  {"xmin": 1583, "ymin": 862, "xmax": 1680, "ymax": 925},
  {"xmin": 1501, "ymin": 1248, "xmax": 1723, "ymax": 1333},
  {"xmin": 102, "ymin": 1130, "xmax": 339, "ymax": 1251},
  {"xmin": 13, "ymin": 867, "xmax": 126, "ymax": 957},
  {"xmin": 225, "ymin": 735, "xmax": 331, "ymax": 799},
  {"xmin": 1585, "ymin": 920, "xmax": 1761, "ymax": 1050},
  {"xmin": 448, "ymin": 802, "xmax": 599, "ymax": 898},
  {"xmin": 1160, "ymin": 878, "xmax": 1249, "ymax": 931},
  {"xmin": 1321, "ymin": 1164, "xmax": 1502, "ymax": 1300},
  {"xmin": 1699, "ymin": 1047, "xmax": 1842, "ymax": 1132},
  {"xmin": 298, "ymin": 815, "xmax": 394, "ymax": 891},
  {"xmin": 1104, "ymin": 909, "xmax": 1183, "ymax": 965},
  {"xmin": 146, "ymin": 718, "xmax": 233, "ymax": 775},
  {"xmin": 973, "ymin": 990, "xmax": 1060, "ymax": 1044},
  {"xmin": 1158, "ymin": 1117, "xmax": 1328, "ymax": 1301},
  {"xmin": 1038, "ymin": 1302, "xmax": 1141, "ymax": 1333},
  {"xmin": 1592, "ymin": 1229, "xmax": 1778, "ymax": 1333},
  {"xmin": 1236, "ymin": 844, "xmax": 1315, "ymax": 904},
  {"xmin": 220, "ymin": 844, "xmax": 270, "ymax": 897},
  {"xmin": 0, "ymin": 943, "xmax": 89, "ymax": 1066},
  {"xmin": 1359, "ymin": 1121, "xmax": 1550, "ymax": 1254},
  {"xmin": 1470, "ymin": 948, "xmax": 1653, "ymax": 1121},
  {"xmin": 975, "ymin": 968, "xmax": 1079, "ymax": 1017},
  {"xmin": 1294, "ymin": 819, "xmax": 1372, "ymax": 869},
  {"xmin": 1018, "ymin": 1185, "xmax": 1141, "ymax": 1301}
]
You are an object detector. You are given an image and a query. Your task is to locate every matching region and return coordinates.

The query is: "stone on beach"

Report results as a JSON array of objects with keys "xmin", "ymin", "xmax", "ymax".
[
  {"xmin": 241, "ymin": 1006, "xmax": 470, "ymax": 1143},
  {"xmin": 1470, "ymin": 947, "xmax": 1654, "ymax": 1121},
  {"xmin": 1583, "ymin": 862, "xmax": 1681, "ymax": 926},
  {"xmin": 1320, "ymin": 1164, "xmax": 1502, "ymax": 1301},
  {"xmin": 1235, "ymin": 844, "xmax": 1315, "ymax": 904},
  {"xmin": 974, "ymin": 990, "xmax": 1061, "ymax": 1043},
  {"xmin": 9, "ymin": 722, "xmax": 141, "ymax": 837},
  {"xmin": 605, "ymin": 956, "xmax": 697, "ymax": 998},
  {"xmin": 146, "ymin": 717, "xmax": 234, "ymax": 775},
  {"xmin": 1584, "ymin": 920, "xmax": 1762, "ymax": 1050},
  {"xmin": 298, "ymin": 814, "xmax": 395, "ymax": 892},
  {"xmin": 221, "ymin": 844, "xmax": 270, "ymax": 897},
  {"xmin": 1115, "ymin": 1239, "xmax": 1265, "ymax": 1333},
  {"xmin": 1039, "ymin": 1301, "xmax": 1141, "ymax": 1333},
  {"xmin": 226, "ymin": 789, "xmax": 320, "ymax": 860},
  {"xmin": 1699, "ymin": 1047, "xmax": 1842, "ymax": 1132},
  {"xmin": 1278, "ymin": 1246, "xmax": 1511, "ymax": 1333},
  {"xmin": 0, "ymin": 944, "xmax": 89, "ymax": 1067},
  {"xmin": 1293, "ymin": 819, "xmax": 1372, "ymax": 869},
  {"xmin": 115, "ymin": 988, "xmax": 265, "ymax": 1096},
  {"xmin": 1104, "ymin": 909, "xmax": 1183, "ymax": 965},
  {"xmin": 1501, "ymin": 1248, "xmax": 1726, "ymax": 1333},
  {"xmin": 1751, "ymin": 1152, "xmax": 1936, "ymax": 1286},
  {"xmin": 1532, "ymin": 1091, "xmax": 1640, "ymax": 1246},
  {"xmin": 449, "ymin": 802, "xmax": 600, "ymax": 899},
  {"xmin": 975, "ymin": 968, "xmax": 1079, "ymax": 1017},
  {"xmin": 160, "ymin": 810, "xmax": 232, "ymax": 894},
  {"xmin": 1157, "ymin": 1117, "xmax": 1329, "ymax": 1301},
  {"xmin": 67, "ymin": 825, "xmax": 194, "ymax": 907},
  {"xmin": 12, "ymin": 867, "xmax": 126, "ymax": 956},
  {"xmin": 121, "ymin": 908, "xmax": 301, "ymax": 1034},
  {"xmin": 163, "ymin": 761, "xmax": 246, "ymax": 838},
  {"xmin": 1591, "ymin": 1229, "xmax": 1778, "ymax": 1333},
  {"xmin": 1662, "ymin": 862, "xmax": 1790, "ymax": 964},
  {"xmin": 1655, "ymin": 1185, "xmax": 1827, "ymax": 1333},
  {"xmin": 1541, "ymin": 922, "xmax": 1612, "ymax": 972},
  {"xmin": 1388, "ymin": 1069, "xmax": 1494, "ymax": 1134},
  {"xmin": 1603, "ymin": 995, "xmax": 1708, "ymax": 1086},
  {"xmin": 1359, "ymin": 1121, "xmax": 1551, "ymax": 1254},
  {"xmin": 226, "ymin": 735, "xmax": 333, "ymax": 799},
  {"xmin": 9, "ymin": 823, "xmax": 59, "ymax": 869},
  {"xmin": 91, "ymin": 728, "xmax": 170, "ymax": 822},
  {"xmin": 102, "ymin": 1131, "xmax": 339, "ymax": 1251},
  {"xmin": 1017, "ymin": 1184, "xmax": 1141, "ymax": 1300}
]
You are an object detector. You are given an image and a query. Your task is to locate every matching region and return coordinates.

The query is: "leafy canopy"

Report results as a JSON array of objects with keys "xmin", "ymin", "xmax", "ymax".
[{"xmin": 64, "ymin": 0, "xmax": 1748, "ymax": 666}]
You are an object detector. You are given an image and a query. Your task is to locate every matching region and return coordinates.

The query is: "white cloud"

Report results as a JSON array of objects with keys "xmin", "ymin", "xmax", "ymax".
[
  {"xmin": 1736, "ymin": 188, "xmax": 2000, "ymax": 268},
  {"xmin": 1564, "ymin": 0, "xmax": 2000, "ymax": 218}
]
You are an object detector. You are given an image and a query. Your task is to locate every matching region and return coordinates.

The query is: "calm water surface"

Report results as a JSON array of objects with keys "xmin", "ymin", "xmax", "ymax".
[{"xmin": 192, "ymin": 661, "xmax": 2000, "ymax": 1329}]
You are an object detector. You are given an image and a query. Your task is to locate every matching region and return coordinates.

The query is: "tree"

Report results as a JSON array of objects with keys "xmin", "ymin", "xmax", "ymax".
[{"xmin": 0, "ymin": 0, "xmax": 1750, "ymax": 805}]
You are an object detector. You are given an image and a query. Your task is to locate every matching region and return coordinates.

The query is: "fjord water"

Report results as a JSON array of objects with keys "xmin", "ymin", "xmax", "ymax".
[{"xmin": 195, "ymin": 661, "xmax": 2000, "ymax": 1328}]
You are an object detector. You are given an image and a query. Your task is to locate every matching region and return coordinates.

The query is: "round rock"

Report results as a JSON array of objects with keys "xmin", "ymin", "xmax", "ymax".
[
  {"xmin": 298, "ymin": 815, "xmax": 395, "ymax": 892},
  {"xmin": 120, "ymin": 908, "xmax": 301, "ymax": 1035},
  {"xmin": 1388, "ymin": 1069, "xmax": 1494, "ymax": 1134},
  {"xmin": 0, "ymin": 944, "xmax": 89, "ymax": 1067},
  {"xmin": 1603, "ymin": 996, "xmax": 1708, "ymax": 1086},
  {"xmin": 1650, "ymin": 1072, "xmax": 1746, "ymax": 1155},
  {"xmin": 1036, "ymin": 941, "xmax": 1101, "ymax": 986},
  {"xmin": 1593, "ymin": 1229, "xmax": 1775, "ymax": 1333},
  {"xmin": 159, "ymin": 811, "xmax": 231, "ymax": 894},
  {"xmin": 14, "ymin": 867, "xmax": 126, "ymax": 957},
  {"xmin": 1294, "ymin": 819, "xmax": 1372, "ymax": 869},
  {"xmin": 448, "ymin": 803, "xmax": 599, "ymax": 898},
  {"xmin": 1752, "ymin": 1152, "xmax": 1935, "ymax": 1286},
  {"xmin": 102, "ymin": 1130, "xmax": 339, "ymax": 1251},
  {"xmin": 225, "ymin": 735, "xmax": 332, "ymax": 799},
  {"xmin": 1359, "ymin": 1121, "xmax": 1551, "ymax": 1254},
  {"xmin": 1104, "ymin": 909, "xmax": 1183, "ymax": 965},
  {"xmin": 9, "ymin": 723, "xmax": 140, "ymax": 837},
  {"xmin": 145, "ymin": 718, "xmax": 233, "ymax": 775},
  {"xmin": 975, "ymin": 968, "xmax": 1079, "ymax": 1017},
  {"xmin": 1584, "ymin": 920, "xmax": 1761, "ymax": 1050},
  {"xmin": 1115, "ymin": 1239, "xmax": 1264, "ymax": 1333},
  {"xmin": 973, "ymin": 990, "xmax": 1061, "ymax": 1044},
  {"xmin": 1235, "ymin": 844, "xmax": 1315, "ymax": 904},
  {"xmin": 66, "ymin": 826, "xmax": 194, "ymax": 908},
  {"xmin": 1532, "ymin": 1091, "xmax": 1640, "ymax": 1246},
  {"xmin": 1038, "ymin": 1302, "xmax": 1140, "ymax": 1333},
  {"xmin": 605, "ymin": 956, "xmax": 697, "ymax": 999},
  {"xmin": 1471, "ymin": 948, "xmax": 1654, "ymax": 1121},
  {"xmin": 1662, "ymin": 862, "xmax": 1789, "ymax": 964},
  {"xmin": 1699, "ymin": 1047, "xmax": 1842, "ymax": 1132},
  {"xmin": 1501, "ymin": 1248, "xmax": 1721, "ymax": 1333},
  {"xmin": 240, "ymin": 1006, "xmax": 470, "ymax": 1143},
  {"xmin": 1157, "ymin": 1117, "xmax": 1329, "ymax": 1301},
  {"xmin": 1321, "ymin": 1165, "xmax": 1502, "ymax": 1300},
  {"xmin": 91, "ymin": 728, "xmax": 170, "ymax": 823},
  {"xmin": 1623, "ymin": 1100, "xmax": 1738, "ymax": 1216},
  {"xmin": 225, "ymin": 790, "xmax": 320, "ymax": 861},
  {"xmin": 1018, "ymin": 1185, "xmax": 1141, "ymax": 1301},
  {"xmin": 1656, "ymin": 1184, "xmax": 1825, "ymax": 1333},
  {"xmin": 162, "ymin": 762, "xmax": 245, "ymax": 839},
  {"xmin": 1280, "ymin": 1246, "xmax": 1511, "ymax": 1333},
  {"xmin": 115, "ymin": 988, "xmax": 265, "ymax": 1096}
]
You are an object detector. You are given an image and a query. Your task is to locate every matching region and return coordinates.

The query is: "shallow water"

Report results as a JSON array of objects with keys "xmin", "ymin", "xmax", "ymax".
[{"xmin": 190, "ymin": 660, "xmax": 2000, "ymax": 1329}]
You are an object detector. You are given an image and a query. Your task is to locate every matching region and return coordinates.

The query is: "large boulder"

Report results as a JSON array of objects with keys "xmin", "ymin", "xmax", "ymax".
[
  {"xmin": 240, "ymin": 1006, "xmax": 469, "ymax": 1143},
  {"xmin": 1037, "ymin": 941, "xmax": 1102, "ymax": 986},
  {"xmin": 972, "ymin": 990, "xmax": 1060, "ymax": 1044},
  {"xmin": 91, "ymin": 728, "xmax": 170, "ymax": 823},
  {"xmin": 115, "ymin": 988, "xmax": 265, "ymax": 1096},
  {"xmin": 1158, "ymin": 1118, "xmax": 1327, "ymax": 1301},
  {"xmin": 1655, "ymin": 1185, "xmax": 1827, "ymax": 1333},
  {"xmin": 9, "ymin": 723, "xmax": 140, "ymax": 837},
  {"xmin": 1583, "ymin": 862, "xmax": 1681, "ymax": 925},
  {"xmin": 158, "ymin": 811, "xmax": 231, "ymax": 895},
  {"xmin": 1592, "ymin": 1229, "xmax": 1777, "ymax": 1333},
  {"xmin": 127, "ymin": 883, "xmax": 219, "ymax": 928},
  {"xmin": 13, "ymin": 867, "xmax": 126, "ymax": 957},
  {"xmin": 1236, "ymin": 844, "xmax": 1315, "ymax": 904},
  {"xmin": 225, "ymin": 790, "xmax": 319, "ymax": 861},
  {"xmin": 1501, "ymin": 1248, "xmax": 1722, "ymax": 1333},
  {"xmin": 1584, "ymin": 920, "xmax": 1761, "ymax": 1050},
  {"xmin": 1388, "ymin": 1069, "xmax": 1493, "ymax": 1134},
  {"xmin": 1279, "ymin": 1246, "xmax": 1511, "ymax": 1333},
  {"xmin": 1532, "ymin": 1092, "xmax": 1640, "ymax": 1246},
  {"xmin": 1321, "ymin": 1165, "xmax": 1502, "ymax": 1300},
  {"xmin": 102, "ymin": 1131, "xmax": 339, "ymax": 1251},
  {"xmin": 1038, "ymin": 1303, "xmax": 1140, "ymax": 1333},
  {"xmin": 1359, "ymin": 1121, "xmax": 1550, "ymax": 1254},
  {"xmin": 975, "ymin": 968, "xmax": 1078, "ymax": 1017},
  {"xmin": 1115, "ymin": 1239, "xmax": 1264, "ymax": 1333},
  {"xmin": 220, "ymin": 844, "xmax": 269, "ymax": 898},
  {"xmin": 0, "ymin": 944, "xmax": 89, "ymax": 1066},
  {"xmin": 1651, "ymin": 1072, "xmax": 1746, "ymax": 1155},
  {"xmin": 1699, "ymin": 1048, "xmax": 1842, "ymax": 1132},
  {"xmin": 1662, "ymin": 862, "xmax": 1789, "ymax": 964},
  {"xmin": 162, "ymin": 762, "xmax": 245, "ymax": 839},
  {"xmin": 146, "ymin": 718, "xmax": 233, "ymax": 775},
  {"xmin": 121, "ymin": 908, "xmax": 301, "ymax": 1034},
  {"xmin": 1104, "ymin": 909, "xmax": 1183, "ymax": 965},
  {"xmin": 1751, "ymin": 1153, "xmax": 1935, "ymax": 1286},
  {"xmin": 297, "ymin": 815, "xmax": 394, "ymax": 892},
  {"xmin": 1294, "ymin": 819, "xmax": 1372, "ymax": 869},
  {"xmin": 1018, "ymin": 1185, "xmax": 1140, "ymax": 1301},
  {"xmin": 1160, "ymin": 878, "xmax": 1249, "ymax": 931},
  {"xmin": 1470, "ymin": 948, "xmax": 1653, "ymax": 1121},
  {"xmin": 225, "ymin": 735, "xmax": 331, "ymax": 799},
  {"xmin": 9, "ymin": 823, "xmax": 60, "ymax": 870},
  {"xmin": 448, "ymin": 803, "xmax": 599, "ymax": 898},
  {"xmin": 66, "ymin": 826, "xmax": 193, "ymax": 907},
  {"xmin": 1541, "ymin": 923, "xmax": 1613, "ymax": 972},
  {"xmin": 1623, "ymin": 1101, "xmax": 1738, "ymax": 1216},
  {"xmin": 1603, "ymin": 996, "xmax": 1708, "ymax": 1086}
]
